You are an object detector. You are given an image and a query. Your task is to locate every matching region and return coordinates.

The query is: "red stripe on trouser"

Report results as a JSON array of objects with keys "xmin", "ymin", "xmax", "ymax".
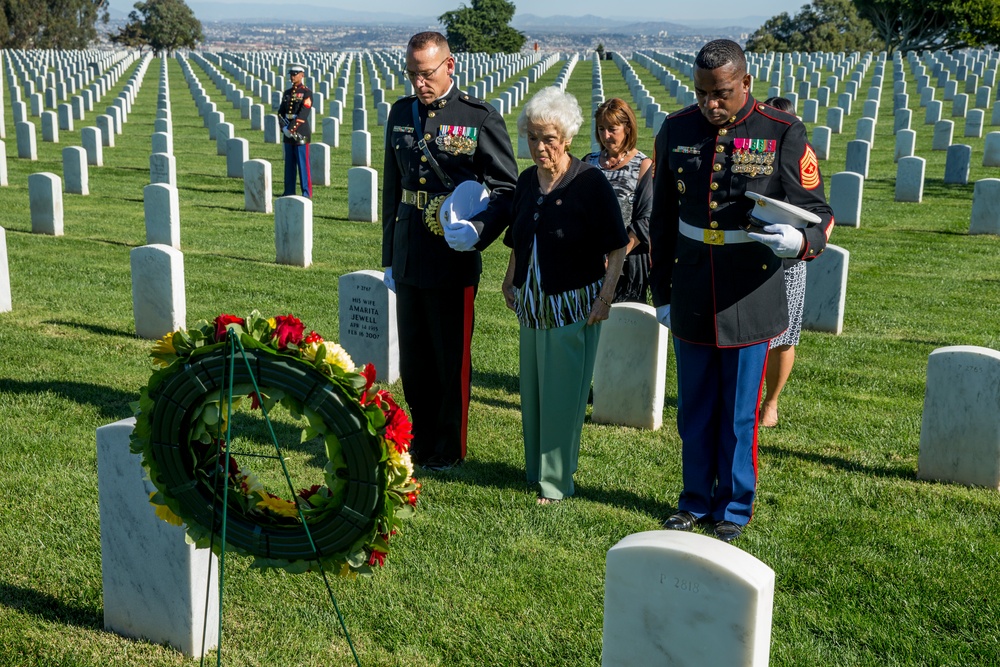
[{"xmin": 459, "ymin": 285, "xmax": 475, "ymax": 459}]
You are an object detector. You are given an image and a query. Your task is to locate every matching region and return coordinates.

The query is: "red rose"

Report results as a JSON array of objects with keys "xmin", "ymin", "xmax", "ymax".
[
  {"xmin": 213, "ymin": 314, "xmax": 245, "ymax": 342},
  {"xmin": 272, "ymin": 314, "xmax": 304, "ymax": 349}
]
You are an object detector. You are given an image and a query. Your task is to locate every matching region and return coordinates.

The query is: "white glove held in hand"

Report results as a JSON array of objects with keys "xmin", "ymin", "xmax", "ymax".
[
  {"xmin": 382, "ymin": 267, "xmax": 395, "ymax": 292},
  {"xmin": 747, "ymin": 224, "xmax": 805, "ymax": 258},
  {"xmin": 282, "ymin": 127, "xmax": 292, "ymax": 138},
  {"xmin": 443, "ymin": 214, "xmax": 480, "ymax": 252},
  {"xmin": 655, "ymin": 305, "xmax": 670, "ymax": 328}
]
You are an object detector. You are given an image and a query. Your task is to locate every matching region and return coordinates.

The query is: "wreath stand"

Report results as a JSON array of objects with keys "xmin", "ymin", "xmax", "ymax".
[{"xmin": 147, "ymin": 331, "xmax": 370, "ymax": 667}]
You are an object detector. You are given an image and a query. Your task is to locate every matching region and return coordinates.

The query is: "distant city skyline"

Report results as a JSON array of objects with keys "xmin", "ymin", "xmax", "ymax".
[{"xmin": 108, "ymin": 0, "xmax": 809, "ymax": 23}]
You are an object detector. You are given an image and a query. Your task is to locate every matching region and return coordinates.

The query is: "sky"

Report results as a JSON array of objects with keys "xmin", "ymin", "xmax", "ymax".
[{"xmin": 149, "ymin": 0, "xmax": 811, "ymax": 22}]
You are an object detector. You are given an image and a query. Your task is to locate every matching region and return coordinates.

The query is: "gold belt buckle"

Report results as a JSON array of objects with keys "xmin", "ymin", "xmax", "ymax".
[
  {"xmin": 704, "ymin": 229, "xmax": 725, "ymax": 245},
  {"xmin": 417, "ymin": 190, "xmax": 428, "ymax": 210}
]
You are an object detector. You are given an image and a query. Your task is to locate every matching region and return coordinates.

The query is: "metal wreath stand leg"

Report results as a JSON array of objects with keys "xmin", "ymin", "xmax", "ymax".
[{"xmin": 197, "ymin": 330, "xmax": 363, "ymax": 667}]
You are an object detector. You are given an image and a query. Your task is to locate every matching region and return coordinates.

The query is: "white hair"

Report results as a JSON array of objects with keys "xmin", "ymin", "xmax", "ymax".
[{"xmin": 517, "ymin": 86, "xmax": 583, "ymax": 141}]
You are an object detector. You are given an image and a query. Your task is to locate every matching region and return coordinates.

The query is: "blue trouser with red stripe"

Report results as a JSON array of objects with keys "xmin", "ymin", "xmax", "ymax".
[
  {"xmin": 282, "ymin": 142, "xmax": 311, "ymax": 197},
  {"xmin": 673, "ymin": 336, "xmax": 769, "ymax": 526},
  {"xmin": 395, "ymin": 282, "xmax": 476, "ymax": 466}
]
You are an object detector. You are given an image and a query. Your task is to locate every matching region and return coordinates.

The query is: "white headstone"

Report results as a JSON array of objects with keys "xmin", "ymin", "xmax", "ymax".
[
  {"xmin": 149, "ymin": 152, "xmax": 176, "ymax": 186},
  {"xmin": 802, "ymin": 244, "xmax": 849, "ymax": 335},
  {"xmin": 351, "ymin": 129, "xmax": 371, "ymax": 167},
  {"xmin": 216, "ymin": 122, "xmax": 234, "ymax": 156},
  {"xmin": 894, "ymin": 128, "xmax": 916, "ymax": 163},
  {"xmin": 226, "ymin": 137, "xmax": 249, "ymax": 178},
  {"xmin": 0, "ymin": 227, "xmax": 11, "ymax": 312},
  {"xmin": 338, "ymin": 270, "xmax": 399, "ymax": 383},
  {"xmin": 932, "ymin": 119, "xmax": 954, "ymax": 150},
  {"xmin": 81, "ymin": 126, "xmax": 103, "ymax": 166},
  {"xmin": 895, "ymin": 156, "xmax": 926, "ymax": 202},
  {"xmin": 812, "ymin": 126, "xmax": 831, "ymax": 160},
  {"xmin": 243, "ymin": 158, "xmax": 273, "ymax": 214},
  {"xmin": 845, "ymin": 140, "xmax": 871, "ymax": 178},
  {"xmin": 825, "ymin": 106, "xmax": 844, "ymax": 133},
  {"xmin": 96, "ymin": 114, "xmax": 115, "ymax": 147},
  {"xmin": 322, "ymin": 116, "xmax": 340, "ymax": 148},
  {"xmin": 0, "ymin": 141, "xmax": 7, "ymax": 186},
  {"xmin": 41, "ymin": 110, "xmax": 59, "ymax": 142},
  {"xmin": 96, "ymin": 418, "xmax": 219, "ymax": 658},
  {"xmin": 970, "ymin": 178, "xmax": 1000, "ymax": 235},
  {"xmin": 602, "ymin": 531, "xmax": 775, "ymax": 667},
  {"xmin": 62, "ymin": 146, "xmax": 89, "ymax": 195},
  {"xmin": 965, "ymin": 108, "xmax": 985, "ymax": 138},
  {"xmin": 917, "ymin": 346, "xmax": 1000, "ymax": 489},
  {"xmin": 143, "ymin": 183, "xmax": 180, "ymax": 248},
  {"xmin": 347, "ymin": 166, "xmax": 378, "ymax": 222},
  {"xmin": 943, "ymin": 144, "xmax": 972, "ymax": 185},
  {"xmin": 130, "ymin": 244, "xmax": 186, "ymax": 339},
  {"xmin": 591, "ymin": 303, "xmax": 669, "ymax": 430},
  {"xmin": 830, "ymin": 171, "xmax": 863, "ymax": 227},
  {"xmin": 29, "ymin": 172, "xmax": 63, "ymax": 235},
  {"xmin": 15, "ymin": 121, "xmax": 37, "ymax": 159},
  {"xmin": 894, "ymin": 108, "xmax": 912, "ymax": 134},
  {"xmin": 274, "ymin": 195, "xmax": 313, "ymax": 267},
  {"xmin": 983, "ymin": 132, "xmax": 1000, "ymax": 167},
  {"xmin": 309, "ymin": 141, "xmax": 331, "ymax": 187},
  {"xmin": 151, "ymin": 131, "xmax": 172, "ymax": 155}
]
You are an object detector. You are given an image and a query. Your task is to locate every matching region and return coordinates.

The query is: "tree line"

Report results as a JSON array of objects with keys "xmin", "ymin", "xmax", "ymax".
[{"xmin": 3, "ymin": 0, "xmax": 995, "ymax": 57}]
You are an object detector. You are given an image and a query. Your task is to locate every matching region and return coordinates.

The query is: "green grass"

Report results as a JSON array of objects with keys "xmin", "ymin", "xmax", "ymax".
[{"xmin": 0, "ymin": 50, "xmax": 999, "ymax": 666}]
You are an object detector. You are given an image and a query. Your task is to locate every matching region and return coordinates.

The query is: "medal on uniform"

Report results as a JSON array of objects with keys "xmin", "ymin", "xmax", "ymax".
[
  {"xmin": 732, "ymin": 138, "xmax": 776, "ymax": 177},
  {"xmin": 436, "ymin": 125, "xmax": 478, "ymax": 155}
]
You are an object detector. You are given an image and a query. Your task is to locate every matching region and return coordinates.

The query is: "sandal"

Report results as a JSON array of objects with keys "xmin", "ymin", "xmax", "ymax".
[{"xmin": 536, "ymin": 497, "xmax": 562, "ymax": 505}]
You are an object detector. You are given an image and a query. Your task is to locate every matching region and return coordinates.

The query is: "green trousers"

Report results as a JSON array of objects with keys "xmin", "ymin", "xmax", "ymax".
[{"xmin": 519, "ymin": 318, "xmax": 602, "ymax": 500}]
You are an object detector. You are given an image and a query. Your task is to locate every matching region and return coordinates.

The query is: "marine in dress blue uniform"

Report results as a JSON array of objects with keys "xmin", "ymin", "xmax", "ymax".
[
  {"xmin": 650, "ymin": 40, "xmax": 834, "ymax": 541},
  {"xmin": 382, "ymin": 32, "xmax": 517, "ymax": 469},
  {"xmin": 278, "ymin": 64, "xmax": 312, "ymax": 198}
]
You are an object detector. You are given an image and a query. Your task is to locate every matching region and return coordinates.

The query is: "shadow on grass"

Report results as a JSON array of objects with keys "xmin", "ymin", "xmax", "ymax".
[
  {"xmin": 0, "ymin": 379, "xmax": 135, "ymax": 421},
  {"xmin": 44, "ymin": 319, "xmax": 135, "ymax": 339},
  {"xmin": 437, "ymin": 459, "xmax": 676, "ymax": 518},
  {"xmin": 85, "ymin": 238, "xmax": 142, "ymax": 249},
  {"xmin": 0, "ymin": 582, "xmax": 102, "ymax": 630},
  {"xmin": 760, "ymin": 443, "xmax": 916, "ymax": 480},
  {"xmin": 191, "ymin": 203, "xmax": 246, "ymax": 213}
]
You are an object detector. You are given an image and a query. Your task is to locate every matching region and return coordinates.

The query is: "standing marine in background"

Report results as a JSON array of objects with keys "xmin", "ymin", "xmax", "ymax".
[
  {"xmin": 381, "ymin": 31, "xmax": 518, "ymax": 470},
  {"xmin": 278, "ymin": 63, "xmax": 312, "ymax": 198},
  {"xmin": 650, "ymin": 39, "xmax": 834, "ymax": 542}
]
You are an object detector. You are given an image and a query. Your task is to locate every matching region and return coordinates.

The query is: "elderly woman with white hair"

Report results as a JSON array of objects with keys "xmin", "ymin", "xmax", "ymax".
[{"xmin": 447, "ymin": 86, "xmax": 629, "ymax": 503}]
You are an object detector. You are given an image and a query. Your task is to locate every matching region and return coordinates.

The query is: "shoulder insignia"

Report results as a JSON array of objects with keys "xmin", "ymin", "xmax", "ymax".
[
  {"xmin": 303, "ymin": 97, "xmax": 312, "ymax": 108},
  {"xmin": 799, "ymin": 145, "xmax": 820, "ymax": 190}
]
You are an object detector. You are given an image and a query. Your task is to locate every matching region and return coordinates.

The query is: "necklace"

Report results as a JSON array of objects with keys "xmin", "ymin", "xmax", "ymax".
[{"xmin": 603, "ymin": 149, "xmax": 629, "ymax": 169}]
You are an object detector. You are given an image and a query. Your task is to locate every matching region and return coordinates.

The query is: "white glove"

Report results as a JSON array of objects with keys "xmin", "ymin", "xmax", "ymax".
[
  {"xmin": 282, "ymin": 127, "xmax": 292, "ymax": 138},
  {"xmin": 655, "ymin": 304, "xmax": 670, "ymax": 328},
  {"xmin": 443, "ymin": 202, "xmax": 480, "ymax": 252},
  {"xmin": 747, "ymin": 224, "xmax": 805, "ymax": 259},
  {"xmin": 382, "ymin": 267, "xmax": 395, "ymax": 292}
]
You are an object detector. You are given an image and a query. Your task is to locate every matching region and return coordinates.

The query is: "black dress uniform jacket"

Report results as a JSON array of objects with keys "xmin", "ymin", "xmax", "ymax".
[
  {"xmin": 650, "ymin": 94, "xmax": 834, "ymax": 347},
  {"xmin": 382, "ymin": 84, "xmax": 518, "ymax": 288},
  {"xmin": 278, "ymin": 82, "xmax": 312, "ymax": 143}
]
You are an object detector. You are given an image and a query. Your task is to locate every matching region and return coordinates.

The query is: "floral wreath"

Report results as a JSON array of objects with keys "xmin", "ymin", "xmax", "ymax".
[{"xmin": 130, "ymin": 311, "xmax": 419, "ymax": 577}]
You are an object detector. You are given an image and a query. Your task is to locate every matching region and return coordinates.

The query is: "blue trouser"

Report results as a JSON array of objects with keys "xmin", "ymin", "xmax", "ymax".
[
  {"xmin": 283, "ymin": 142, "xmax": 311, "ymax": 197},
  {"xmin": 673, "ymin": 336, "xmax": 769, "ymax": 525}
]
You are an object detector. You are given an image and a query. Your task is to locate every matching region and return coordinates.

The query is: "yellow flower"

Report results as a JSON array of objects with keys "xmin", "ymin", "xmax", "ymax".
[
  {"xmin": 256, "ymin": 493, "xmax": 300, "ymax": 518},
  {"xmin": 301, "ymin": 339, "xmax": 322, "ymax": 362},
  {"xmin": 266, "ymin": 317, "xmax": 277, "ymax": 329},
  {"xmin": 387, "ymin": 442, "xmax": 414, "ymax": 479},
  {"xmin": 234, "ymin": 467, "xmax": 264, "ymax": 497},
  {"xmin": 149, "ymin": 492, "xmax": 183, "ymax": 526},
  {"xmin": 150, "ymin": 332, "xmax": 177, "ymax": 368},
  {"xmin": 324, "ymin": 342, "xmax": 356, "ymax": 373}
]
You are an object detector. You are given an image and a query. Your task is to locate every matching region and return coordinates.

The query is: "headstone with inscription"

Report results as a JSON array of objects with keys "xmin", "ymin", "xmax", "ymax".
[{"xmin": 338, "ymin": 270, "xmax": 399, "ymax": 383}]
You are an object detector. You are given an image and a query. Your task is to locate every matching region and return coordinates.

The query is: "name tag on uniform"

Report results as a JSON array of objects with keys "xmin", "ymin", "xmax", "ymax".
[
  {"xmin": 393, "ymin": 125, "xmax": 414, "ymax": 133},
  {"xmin": 436, "ymin": 125, "xmax": 478, "ymax": 155}
]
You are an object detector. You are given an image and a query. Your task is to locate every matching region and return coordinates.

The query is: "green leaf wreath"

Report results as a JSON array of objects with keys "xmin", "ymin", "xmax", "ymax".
[{"xmin": 130, "ymin": 310, "xmax": 420, "ymax": 577}]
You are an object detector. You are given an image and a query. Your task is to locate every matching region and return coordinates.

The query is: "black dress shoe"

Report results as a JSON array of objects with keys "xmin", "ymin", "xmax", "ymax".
[
  {"xmin": 423, "ymin": 458, "xmax": 461, "ymax": 471},
  {"xmin": 662, "ymin": 511, "xmax": 698, "ymax": 531},
  {"xmin": 713, "ymin": 521, "xmax": 743, "ymax": 542}
]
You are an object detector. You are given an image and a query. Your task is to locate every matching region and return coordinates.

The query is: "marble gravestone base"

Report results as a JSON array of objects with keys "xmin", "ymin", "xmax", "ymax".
[
  {"xmin": 338, "ymin": 270, "xmax": 399, "ymax": 383},
  {"xmin": 802, "ymin": 244, "xmax": 849, "ymax": 335},
  {"xmin": 918, "ymin": 346, "xmax": 1000, "ymax": 488},
  {"xmin": 602, "ymin": 531, "xmax": 775, "ymax": 667},
  {"xmin": 591, "ymin": 303, "xmax": 668, "ymax": 430},
  {"xmin": 274, "ymin": 195, "xmax": 313, "ymax": 267},
  {"xmin": 130, "ymin": 244, "xmax": 185, "ymax": 339},
  {"xmin": 970, "ymin": 178, "xmax": 1000, "ymax": 235},
  {"xmin": 96, "ymin": 418, "xmax": 219, "ymax": 658},
  {"xmin": 243, "ymin": 159, "xmax": 272, "ymax": 214}
]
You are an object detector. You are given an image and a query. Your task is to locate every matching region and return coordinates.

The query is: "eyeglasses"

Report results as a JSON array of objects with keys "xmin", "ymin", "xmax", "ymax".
[{"xmin": 406, "ymin": 57, "xmax": 450, "ymax": 83}]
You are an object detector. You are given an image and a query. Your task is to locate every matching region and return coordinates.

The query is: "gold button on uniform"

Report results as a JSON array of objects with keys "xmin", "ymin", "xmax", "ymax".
[
  {"xmin": 719, "ymin": 128, "xmax": 727, "ymax": 136},
  {"xmin": 762, "ymin": 264, "xmax": 768, "ymax": 270},
  {"xmin": 716, "ymin": 145, "xmax": 725, "ymax": 153},
  {"xmin": 419, "ymin": 177, "xmax": 426, "ymax": 184},
  {"xmin": 710, "ymin": 182, "xmax": 719, "ymax": 191},
  {"xmin": 710, "ymin": 221, "xmax": 719, "ymax": 229},
  {"xmin": 709, "ymin": 201, "xmax": 718, "ymax": 210},
  {"xmin": 428, "ymin": 111, "xmax": 436, "ymax": 118},
  {"xmin": 424, "ymin": 133, "xmax": 431, "ymax": 140},
  {"xmin": 421, "ymin": 155, "xmax": 428, "ymax": 162},
  {"xmin": 677, "ymin": 167, "xmax": 684, "ymax": 173},
  {"xmin": 713, "ymin": 163, "xmax": 722, "ymax": 172}
]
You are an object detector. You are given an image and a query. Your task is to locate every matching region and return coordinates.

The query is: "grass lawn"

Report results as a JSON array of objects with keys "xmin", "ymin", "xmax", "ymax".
[{"xmin": 0, "ymin": 48, "xmax": 999, "ymax": 666}]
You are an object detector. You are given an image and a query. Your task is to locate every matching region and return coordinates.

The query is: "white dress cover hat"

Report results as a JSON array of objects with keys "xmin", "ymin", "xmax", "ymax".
[
  {"xmin": 744, "ymin": 191, "xmax": 821, "ymax": 229},
  {"xmin": 440, "ymin": 180, "xmax": 490, "ymax": 227}
]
